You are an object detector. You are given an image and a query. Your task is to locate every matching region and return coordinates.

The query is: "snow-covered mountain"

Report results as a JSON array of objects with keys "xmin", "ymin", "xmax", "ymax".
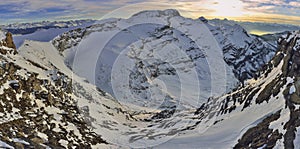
[
  {"xmin": 52, "ymin": 9, "xmax": 276, "ymax": 110},
  {"xmin": 1, "ymin": 28, "xmax": 300, "ymax": 148},
  {"xmin": 1, "ymin": 9, "xmax": 300, "ymax": 149}
]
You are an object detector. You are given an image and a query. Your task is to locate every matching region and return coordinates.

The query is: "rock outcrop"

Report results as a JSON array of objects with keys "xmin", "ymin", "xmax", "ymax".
[
  {"xmin": 4, "ymin": 32, "xmax": 16, "ymax": 50},
  {"xmin": 0, "ymin": 32, "xmax": 17, "ymax": 54}
]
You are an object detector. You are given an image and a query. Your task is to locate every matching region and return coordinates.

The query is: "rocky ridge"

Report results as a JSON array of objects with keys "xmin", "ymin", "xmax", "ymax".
[
  {"xmin": 203, "ymin": 18, "xmax": 277, "ymax": 83},
  {"xmin": 193, "ymin": 31, "xmax": 300, "ymax": 148},
  {"xmin": 0, "ymin": 32, "xmax": 121, "ymax": 148}
]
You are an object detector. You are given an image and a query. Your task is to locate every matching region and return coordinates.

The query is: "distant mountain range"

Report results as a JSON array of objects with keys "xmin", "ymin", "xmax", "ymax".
[
  {"xmin": 0, "ymin": 20, "xmax": 96, "ymax": 48},
  {"xmin": 209, "ymin": 18, "xmax": 300, "ymax": 35},
  {"xmin": 0, "ymin": 20, "xmax": 96, "ymax": 35}
]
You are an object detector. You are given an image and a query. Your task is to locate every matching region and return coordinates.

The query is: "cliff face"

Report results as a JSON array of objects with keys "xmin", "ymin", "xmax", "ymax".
[
  {"xmin": 193, "ymin": 31, "xmax": 300, "ymax": 148},
  {"xmin": 205, "ymin": 19, "xmax": 276, "ymax": 83}
]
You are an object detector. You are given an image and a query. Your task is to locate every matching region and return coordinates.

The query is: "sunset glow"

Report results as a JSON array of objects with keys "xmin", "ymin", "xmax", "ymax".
[
  {"xmin": 206, "ymin": 0, "xmax": 245, "ymax": 17},
  {"xmin": 0, "ymin": 0, "xmax": 300, "ymax": 26}
]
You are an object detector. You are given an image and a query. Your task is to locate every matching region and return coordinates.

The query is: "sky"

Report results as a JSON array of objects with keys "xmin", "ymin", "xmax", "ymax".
[{"xmin": 1, "ymin": 0, "xmax": 300, "ymax": 25}]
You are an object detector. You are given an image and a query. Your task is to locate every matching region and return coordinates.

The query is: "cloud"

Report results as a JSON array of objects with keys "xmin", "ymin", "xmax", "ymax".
[
  {"xmin": 289, "ymin": 1, "xmax": 300, "ymax": 7},
  {"xmin": 0, "ymin": 0, "xmax": 107, "ymax": 23},
  {"xmin": 241, "ymin": 0, "xmax": 286, "ymax": 6},
  {"xmin": 0, "ymin": 0, "xmax": 299, "ymax": 25},
  {"xmin": 244, "ymin": 5, "xmax": 276, "ymax": 13}
]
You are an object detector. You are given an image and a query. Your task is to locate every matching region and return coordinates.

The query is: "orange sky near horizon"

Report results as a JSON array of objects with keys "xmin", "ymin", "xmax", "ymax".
[
  {"xmin": 1, "ymin": 0, "xmax": 300, "ymax": 26},
  {"xmin": 101, "ymin": 1, "xmax": 300, "ymax": 26}
]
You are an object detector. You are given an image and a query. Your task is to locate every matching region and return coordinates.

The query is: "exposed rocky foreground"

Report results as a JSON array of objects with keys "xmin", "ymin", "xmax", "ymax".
[{"xmin": 0, "ymin": 32, "xmax": 112, "ymax": 148}]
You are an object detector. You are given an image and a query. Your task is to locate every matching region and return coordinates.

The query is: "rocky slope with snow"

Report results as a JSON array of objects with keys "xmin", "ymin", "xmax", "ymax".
[
  {"xmin": 0, "ymin": 32, "xmax": 135, "ymax": 148},
  {"xmin": 1, "ymin": 30, "xmax": 300, "ymax": 148},
  {"xmin": 203, "ymin": 17, "xmax": 277, "ymax": 83},
  {"xmin": 182, "ymin": 31, "xmax": 300, "ymax": 148},
  {"xmin": 1, "ymin": 9, "xmax": 300, "ymax": 149}
]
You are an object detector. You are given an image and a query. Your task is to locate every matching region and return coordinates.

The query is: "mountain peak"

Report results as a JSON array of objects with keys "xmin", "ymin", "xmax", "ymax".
[
  {"xmin": 131, "ymin": 9, "xmax": 180, "ymax": 18},
  {"xmin": 199, "ymin": 16, "xmax": 208, "ymax": 23}
]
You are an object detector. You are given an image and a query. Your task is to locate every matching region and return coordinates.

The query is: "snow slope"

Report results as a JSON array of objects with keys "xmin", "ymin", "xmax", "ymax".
[
  {"xmin": 14, "ymin": 40, "xmax": 218, "ymax": 148},
  {"xmin": 0, "ymin": 30, "xmax": 5, "ymax": 40}
]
